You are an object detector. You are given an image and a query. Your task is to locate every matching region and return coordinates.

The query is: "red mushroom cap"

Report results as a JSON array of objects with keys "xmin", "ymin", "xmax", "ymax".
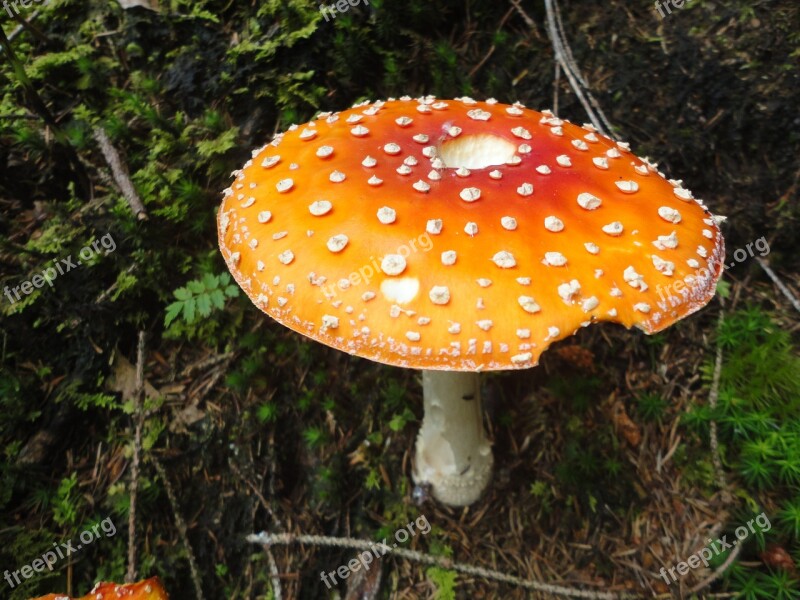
[
  {"xmin": 29, "ymin": 577, "xmax": 169, "ymax": 600},
  {"xmin": 218, "ymin": 96, "xmax": 724, "ymax": 371}
]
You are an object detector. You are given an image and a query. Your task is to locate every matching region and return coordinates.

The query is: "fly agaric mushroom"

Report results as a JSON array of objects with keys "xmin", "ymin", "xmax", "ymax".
[
  {"xmin": 29, "ymin": 577, "xmax": 168, "ymax": 600},
  {"xmin": 217, "ymin": 96, "xmax": 724, "ymax": 506}
]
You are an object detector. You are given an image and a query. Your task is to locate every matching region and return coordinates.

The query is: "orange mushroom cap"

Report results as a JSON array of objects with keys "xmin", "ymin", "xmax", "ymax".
[
  {"xmin": 28, "ymin": 577, "xmax": 168, "ymax": 600},
  {"xmin": 218, "ymin": 96, "xmax": 725, "ymax": 371}
]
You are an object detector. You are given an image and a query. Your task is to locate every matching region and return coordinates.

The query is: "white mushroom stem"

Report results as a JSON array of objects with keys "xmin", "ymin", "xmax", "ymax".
[{"xmin": 412, "ymin": 370, "xmax": 493, "ymax": 506}]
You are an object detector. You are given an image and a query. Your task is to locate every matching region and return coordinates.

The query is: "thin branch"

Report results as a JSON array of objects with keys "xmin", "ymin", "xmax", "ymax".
[
  {"xmin": 756, "ymin": 257, "xmax": 800, "ymax": 314},
  {"xmin": 93, "ymin": 127, "xmax": 148, "ymax": 221},
  {"xmin": 707, "ymin": 304, "xmax": 728, "ymax": 492},
  {"xmin": 152, "ymin": 458, "xmax": 206, "ymax": 600},
  {"xmin": 247, "ymin": 531, "xmax": 642, "ymax": 599},
  {"xmin": 126, "ymin": 331, "xmax": 146, "ymax": 583}
]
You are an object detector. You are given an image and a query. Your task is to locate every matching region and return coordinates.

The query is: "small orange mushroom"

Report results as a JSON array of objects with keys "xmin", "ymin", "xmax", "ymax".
[
  {"xmin": 218, "ymin": 96, "xmax": 725, "ymax": 505},
  {"xmin": 28, "ymin": 577, "xmax": 168, "ymax": 600}
]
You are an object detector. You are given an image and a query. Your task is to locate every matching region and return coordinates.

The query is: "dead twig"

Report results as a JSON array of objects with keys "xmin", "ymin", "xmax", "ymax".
[
  {"xmin": 126, "ymin": 331, "xmax": 146, "ymax": 583},
  {"xmin": 152, "ymin": 458, "xmax": 206, "ymax": 600},
  {"xmin": 756, "ymin": 257, "xmax": 800, "ymax": 314},
  {"xmin": 93, "ymin": 127, "xmax": 148, "ymax": 221},
  {"xmin": 246, "ymin": 531, "xmax": 642, "ymax": 599}
]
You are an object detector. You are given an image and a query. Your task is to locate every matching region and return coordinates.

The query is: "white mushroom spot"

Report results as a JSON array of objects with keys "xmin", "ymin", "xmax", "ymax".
[
  {"xmin": 703, "ymin": 229, "xmax": 714, "ymax": 239},
  {"xmin": 477, "ymin": 278, "xmax": 492, "ymax": 287},
  {"xmin": 577, "ymin": 192, "xmax": 602, "ymax": 210},
  {"xmin": 584, "ymin": 242, "xmax": 600, "ymax": 254},
  {"xmin": 406, "ymin": 331, "xmax": 421, "ymax": 342},
  {"xmin": 506, "ymin": 105, "xmax": 524, "ymax": 116},
  {"xmin": 396, "ymin": 165, "xmax": 412, "ymax": 175},
  {"xmin": 368, "ymin": 176, "xmax": 383, "ymax": 186},
  {"xmin": 536, "ymin": 164, "xmax": 552, "ymax": 174},
  {"xmin": 607, "ymin": 308, "xmax": 618, "ymax": 317},
  {"xmin": 381, "ymin": 254, "xmax": 407, "ymax": 276},
  {"xmin": 404, "ymin": 156, "xmax": 419, "ymax": 166},
  {"xmin": 518, "ymin": 144, "xmax": 532, "ymax": 154},
  {"xmin": 697, "ymin": 245, "xmax": 708, "ymax": 258},
  {"xmin": 556, "ymin": 154, "xmax": 572, "ymax": 167},
  {"xmin": 464, "ymin": 222, "xmax": 478, "ymax": 236},
  {"xmin": 299, "ymin": 128, "xmax": 317, "ymax": 140},
  {"xmin": 428, "ymin": 170, "xmax": 442, "ymax": 181},
  {"xmin": 278, "ymin": 250, "xmax": 294, "ymax": 265},
  {"xmin": 658, "ymin": 206, "xmax": 682, "ymax": 223},
  {"xmin": 602, "ymin": 221, "xmax": 624, "ymax": 236},
  {"xmin": 652, "ymin": 255, "xmax": 675, "ymax": 276},
  {"xmin": 416, "ymin": 104, "xmax": 432, "ymax": 114},
  {"xmin": 467, "ymin": 108, "xmax": 491, "ymax": 121},
  {"xmin": 320, "ymin": 315, "xmax": 340, "ymax": 332},
  {"xmin": 276, "ymin": 178, "xmax": 294, "ymax": 193},
  {"xmin": 346, "ymin": 114, "xmax": 363, "ymax": 123},
  {"xmin": 582, "ymin": 296, "xmax": 599, "ymax": 312},
  {"xmin": 572, "ymin": 139, "xmax": 589, "ymax": 151},
  {"xmin": 501, "ymin": 216, "xmax": 518, "ymax": 230},
  {"xmin": 316, "ymin": 145, "xmax": 334, "ymax": 158},
  {"xmin": 615, "ymin": 180, "xmax": 639, "ymax": 193},
  {"xmin": 429, "ymin": 286, "xmax": 450, "ymax": 305},
  {"xmin": 422, "ymin": 146, "xmax": 437, "ymax": 158},
  {"xmin": 377, "ymin": 207, "xmax": 396, "ymax": 224},
  {"xmin": 687, "ymin": 258, "xmax": 700, "ymax": 268},
  {"xmin": 427, "ymin": 219, "xmax": 443, "ymax": 234},
  {"xmin": 624, "ymin": 266, "xmax": 648, "ymax": 291},
  {"xmin": 516, "ymin": 328, "xmax": 531, "ymax": 338},
  {"xmin": 593, "ymin": 157, "xmax": 609, "ymax": 170},
  {"xmin": 544, "ymin": 216, "xmax": 564, "ymax": 232},
  {"xmin": 674, "ymin": 187, "xmax": 693, "ymax": 201},
  {"xmin": 257, "ymin": 260, "xmax": 265, "ymax": 271},
  {"xmin": 380, "ymin": 277, "xmax": 419, "ymax": 303},
  {"xmin": 350, "ymin": 125, "xmax": 369, "ymax": 137},
  {"xmin": 550, "ymin": 126, "xmax": 564, "ymax": 136},
  {"xmin": 241, "ymin": 196, "xmax": 255, "ymax": 209},
  {"xmin": 492, "ymin": 251, "xmax": 516, "ymax": 268},
  {"xmin": 327, "ymin": 234, "xmax": 349, "ymax": 253},
  {"xmin": 228, "ymin": 251, "xmax": 241, "ymax": 266},
  {"xmin": 477, "ymin": 319, "xmax": 493, "ymax": 331},
  {"xmin": 430, "ymin": 157, "xmax": 445, "ymax": 169},
  {"xmin": 634, "ymin": 164, "xmax": 649, "ymax": 176},
  {"xmin": 634, "ymin": 302, "xmax": 651, "ymax": 314},
  {"xmin": 511, "ymin": 352, "xmax": 533, "ymax": 364},
  {"xmin": 413, "ymin": 133, "xmax": 429, "ymax": 143},
  {"xmin": 610, "ymin": 286, "xmax": 623, "ymax": 297},
  {"xmin": 362, "ymin": 156, "xmax": 377, "ymax": 168},
  {"xmin": 261, "ymin": 155, "xmax": 280, "ymax": 168},
  {"xmin": 653, "ymin": 231, "xmax": 679, "ymax": 250},
  {"xmin": 516, "ymin": 277, "xmax": 531, "ymax": 285},
  {"xmin": 506, "ymin": 155, "xmax": 522, "ymax": 166},
  {"xmin": 395, "ymin": 116, "xmax": 413, "ymax": 127},
  {"xmin": 511, "ymin": 126, "xmax": 532, "ymax": 140},
  {"xmin": 455, "ymin": 166, "xmax": 471, "ymax": 177},
  {"xmin": 544, "ymin": 252, "xmax": 567, "ymax": 266},
  {"xmin": 272, "ymin": 231, "xmax": 287, "ymax": 240},
  {"xmin": 606, "ymin": 148, "xmax": 622, "ymax": 159},
  {"xmin": 517, "ymin": 182, "xmax": 534, "ymax": 197},
  {"xmin": 309, "ymin": 200, "xmax": 332, "ymax": 216},
  {"xmin": 258, "ymin": 211, "xmax": 272, "ymax": 223},
  {"xmin": 447, "ymin": 126, "xmax": 462, "ymax": 137},
  {"xmin": 547, "ymin": 326, "xmax": 561, "ymax": 339},
  {"xmin": 584, "ymin": 132, "xmax": 599, "ymax": 143},
  {"xmin": 330, "ymin": 170, "xmax": 346, "ymax": 183},
  {"xmin": 460, "ymin": 187, "xmax": 481, "ymax": 202},
  {"xmin": 362, "ymin": 291, "xmax": 376, "ymax": 302},
  {"xmin": 384, "ymin": 143, "xmax": 401, "ymax": 155},
  {"xmin": 413, "ymin": 180, "xmax": 431, "ymax": 193},
  {"xmin": 558, "ymin": 279, "xmax": 581, "ymax": 302},
  {"xmin": 489, "ymin": 170, "xmax": 503, "ymax": 179},
  {"xmin": 448, "ymin": 322, "xmax": 461, "ymax": 334},
  {"xmin": 441, "ymin": 250, "xmax": 457, "ymax": 266},
  {"xmin": 433, "ymin": 101, "xmax": 449, "ymax": 109}
]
